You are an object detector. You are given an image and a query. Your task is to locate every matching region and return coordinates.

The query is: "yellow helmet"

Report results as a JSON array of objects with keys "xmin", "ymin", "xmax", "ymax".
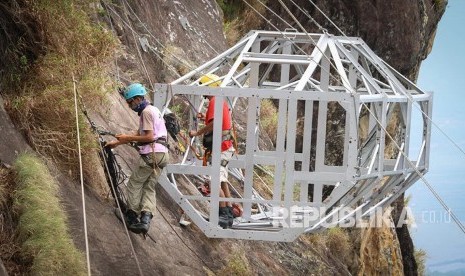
[{"xmin": 199, "ymin": 73, "xmax": 221, "ymax": 87}]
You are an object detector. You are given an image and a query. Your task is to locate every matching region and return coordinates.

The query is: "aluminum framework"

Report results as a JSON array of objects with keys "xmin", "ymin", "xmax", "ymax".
[{"xmin": 153, "ymin": 30, "xmax": 432, "ymax": 241}]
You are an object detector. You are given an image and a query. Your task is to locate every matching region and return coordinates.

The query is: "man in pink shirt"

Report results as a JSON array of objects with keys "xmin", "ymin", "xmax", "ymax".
[{"xmin": 106, "ymin": 83, "xmax": 169, "ymax": 234}]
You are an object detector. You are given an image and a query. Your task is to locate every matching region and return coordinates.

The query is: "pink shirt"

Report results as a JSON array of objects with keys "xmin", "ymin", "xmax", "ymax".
[{"xmin": 138, "ymin": 105, "xmax": 168, "ymax": 154}]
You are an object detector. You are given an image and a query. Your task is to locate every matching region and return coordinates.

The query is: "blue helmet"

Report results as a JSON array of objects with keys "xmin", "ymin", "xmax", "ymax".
[{"xmin": 124, "ymin": 83, "xmax": 146, "ymax": 100}]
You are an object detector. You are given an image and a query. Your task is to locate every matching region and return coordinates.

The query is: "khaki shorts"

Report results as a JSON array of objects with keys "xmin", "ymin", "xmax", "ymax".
[{"xmin": 219, "ymin": 146, "xmax": 234, "ymax": 183}]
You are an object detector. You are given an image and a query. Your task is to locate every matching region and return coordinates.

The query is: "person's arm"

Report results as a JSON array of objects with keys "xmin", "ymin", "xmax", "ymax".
[
  {"xmin": 189, "ymin": 120, "xmax": 213, "ymax": 137},
  {"xmin": 105, "ymin": 130, "xmax": 154, "ymax": 148}
]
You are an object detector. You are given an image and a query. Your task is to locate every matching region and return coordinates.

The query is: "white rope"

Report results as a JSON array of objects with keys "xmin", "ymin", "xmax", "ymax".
[
  {"xmin": 104, "ymin": 2, "xmax": 191, "ymax": 81},
  {"xmin": 242, "ymin": 0, "xmax": 288, "ymax": 37},
  {"xmin": 97, "ymin": 143, "xmax": 144, "ymax": 276},
  {"xmin": 278, "ymin": 0, "xmax": 317, "ymax": 36},
  {"xmin": 241, "ymin": 0, "xmax": 342, "ymax": 87},
  {"xmin": 74, "ymin": 77, "xmax": 144, "ymax": 275},
  {"xmin": 121, "ymin": 0, "xmax": 241, "ymax": 85},
  {"xmin": 373, "ymin": 107, "xmax": 465, "ymax": 234},
  {"xmin": 112, "ymin": 0, "xmax": 231, "ymax": 82},
  {"xmin": 72, "ymin": 75, "xmax": 91, "ymax": 276},
  {"xmin": 124, "ymin": 0, "xmax": 221, "ymax": 60},
  {"xmin": 254, "ymin": 0, "xmax": 294, "ymax": 29},
  {"xmin": 121, "ymin": 1, "xmax": 155, "ymax": 92},
  {"xmin": 427, "ymin": 117, "xmax": 465, "ymax": 156},
  {"xmin": 105, "ymin": 9, "xmax": 121, "ymax": 83},
  {"xmin": 289, "ymin": 0, "xmax": 327, "ymax": 32},
  {"xmin": 307, "ymin": 0, "xmax": 345, "ymax": 36}
]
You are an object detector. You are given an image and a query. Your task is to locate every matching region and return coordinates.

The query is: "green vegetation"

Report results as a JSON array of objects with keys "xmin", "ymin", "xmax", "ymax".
[
  {"xmin": 3, "ymin": 0, "xmax": 117, "ymax": 185},
  {"xmin": 433, "ymin": 0, "xmax": 444, "ymax": 11},
  {"xmin": 326, "ymin": 227, "xmax": 351, "ymax": 260},
  {"xmin": 252, "ymin": 165, "xmax": 274, "ymax": 199},
  {"xmin": 260, "ymin": 99, "xmax": 278, "ymax": 145},
  {"xmin": 14, "ymin": 153, "xmax": 86, "ymax": 275},
  {"xmin": 0, "ymin": 167, "xmax": 8, "ymax": 206},
  {"xmin": 219, "ymin": 248, "xmax": 251, "ymax": 275},
  {"xmin": 163, "ymin": 44, "xmax": 194, "ymax": 78},
  {"xmin": 415, "ymin": 248, "xmax": 427, "ymax": 276},
  {"xmin": 216, "ymin": 0, "xmax": 266, "ymax": 45},
  {"xmin": 216, "ymin": 0, "xmax": 244, "ymax": 21}
]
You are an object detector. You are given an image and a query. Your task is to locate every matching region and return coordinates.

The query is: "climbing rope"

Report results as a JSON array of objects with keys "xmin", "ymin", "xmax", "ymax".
[
  {"xmin": 75, "ymin": 81, "xmax": 144, "ymax": 276},
  {"xmin": 72, "ymin": 75, "xmax": 91, "ymax": 276},
  {"xmin": 241, "ymin": 0, "xmax": 343, "ymax": 89},
  {"xmin": 121, "ymin": 1, "xmax": 155, "ymax": 92},
  {"xmin": 253, "ymin": 0, "xmax": 295, "ymax": 29},
  {"xmin": 307, "ymin": 0, "xmax": 346, "ymax": 37},
  {"xmin": 104, "ymin": 1, "xmax": 186, "ymax": 92}
]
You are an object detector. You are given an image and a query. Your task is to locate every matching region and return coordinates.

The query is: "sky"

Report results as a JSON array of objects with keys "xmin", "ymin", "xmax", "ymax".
[{"xmin": 407, "ymin": 0, "xmax": 465, "ymax": 274}]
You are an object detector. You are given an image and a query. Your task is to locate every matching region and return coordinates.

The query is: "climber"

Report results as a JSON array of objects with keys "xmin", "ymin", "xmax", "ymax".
[
  {"xmin": 105, "ymin": 83, "xmax": 169, "ymax": 234},
  {"xmin": 189, "ymin": 74, "xmax": 236, "ymax": 228}
]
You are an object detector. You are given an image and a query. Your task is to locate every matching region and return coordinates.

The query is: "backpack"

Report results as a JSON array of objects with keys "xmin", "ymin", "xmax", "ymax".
[{"xmin": 164, "ymin": 112, "xmax": 181, "ymax": 141}]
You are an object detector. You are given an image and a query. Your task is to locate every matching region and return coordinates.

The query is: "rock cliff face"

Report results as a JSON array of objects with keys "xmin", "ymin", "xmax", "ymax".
[
  {"xmin": 104, "ymin": 0, "xmax": 228, "ymax": 84},
  {"xmin": 0, "ymin": 0, "xmax": 446, "ymax": 275},
  {"xmin": 266, "ymin": 0, "xmax": 446, "ymax": 80}
]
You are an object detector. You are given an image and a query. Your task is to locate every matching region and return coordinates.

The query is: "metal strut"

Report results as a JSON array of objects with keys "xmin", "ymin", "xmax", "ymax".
[{"xmin": 150, "ymin": 30, "xmax": 432, "ymax": 241}]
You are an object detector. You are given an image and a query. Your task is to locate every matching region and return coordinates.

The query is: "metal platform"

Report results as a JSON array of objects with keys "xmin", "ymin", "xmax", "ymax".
[{"xmin": 153, "ymin": 30, "xmax": 432, "ymax": 241}]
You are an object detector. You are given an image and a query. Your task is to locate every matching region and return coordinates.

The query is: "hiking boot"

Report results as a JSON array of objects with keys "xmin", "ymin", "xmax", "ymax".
[
  {"xmin": 140, "ymin": 211, "xmax": 153, "ymax": 225},
  {"xmin": 125, "ymin": 209, "xmax": 139, "ymax": 227},
  {"xmin": 218, "ymin": 207, "xmax": 230, "ymax": 229},
  {"xmin": 129, "ymin": 211, "xmax": 152, "ymax": 234}
]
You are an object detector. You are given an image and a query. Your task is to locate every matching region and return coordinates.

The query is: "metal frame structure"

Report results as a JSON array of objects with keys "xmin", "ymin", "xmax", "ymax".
[{"xmin": 153, "ymin": 30, "xmax": 432, "ymax": 241}]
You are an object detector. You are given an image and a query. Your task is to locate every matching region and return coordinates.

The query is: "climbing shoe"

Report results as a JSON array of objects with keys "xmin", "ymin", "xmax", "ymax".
[
  {"xmin": 218, "ymin": 207, "xmax": 230, "ymax": 229},
  {"xmin": 130, "ymin": 211, "xmax": 153, "ymax": 234}
]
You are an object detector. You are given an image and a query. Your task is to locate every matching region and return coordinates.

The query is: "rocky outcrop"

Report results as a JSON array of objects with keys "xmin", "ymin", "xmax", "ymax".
[
  {"xmin": 103, "ymin": 0, "xmax": 228, "ymax": 85},
  {"xmin": 266, "ymin": 0, "xmax": 446, "ymax": 80},
  {"xmin": 359, "ymin": 224, "xmax": 404, "ymax": 275}
]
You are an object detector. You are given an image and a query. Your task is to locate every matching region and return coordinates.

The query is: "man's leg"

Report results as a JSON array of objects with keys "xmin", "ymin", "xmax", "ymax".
[
  {"xmin": 219, "ymin": 147, "xmax": 235, "ymax": 226},
  {"xmin": 221, "ymin": 182, "xmax": 232, "ymax": 207},
  {"xmin": 218, "ymin": 188, "xmax": 230, "ymax": 229},
  {"xmin": 135, "ymin": 152, "xmax": 168, "ymax": 233},
  {"xmin": 127, "ymin": 157, "xmax": 154, "ymax": 213},
  {"xmin": 125, "ymin": 157, "xmax": 155, "ymax": 233}
]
